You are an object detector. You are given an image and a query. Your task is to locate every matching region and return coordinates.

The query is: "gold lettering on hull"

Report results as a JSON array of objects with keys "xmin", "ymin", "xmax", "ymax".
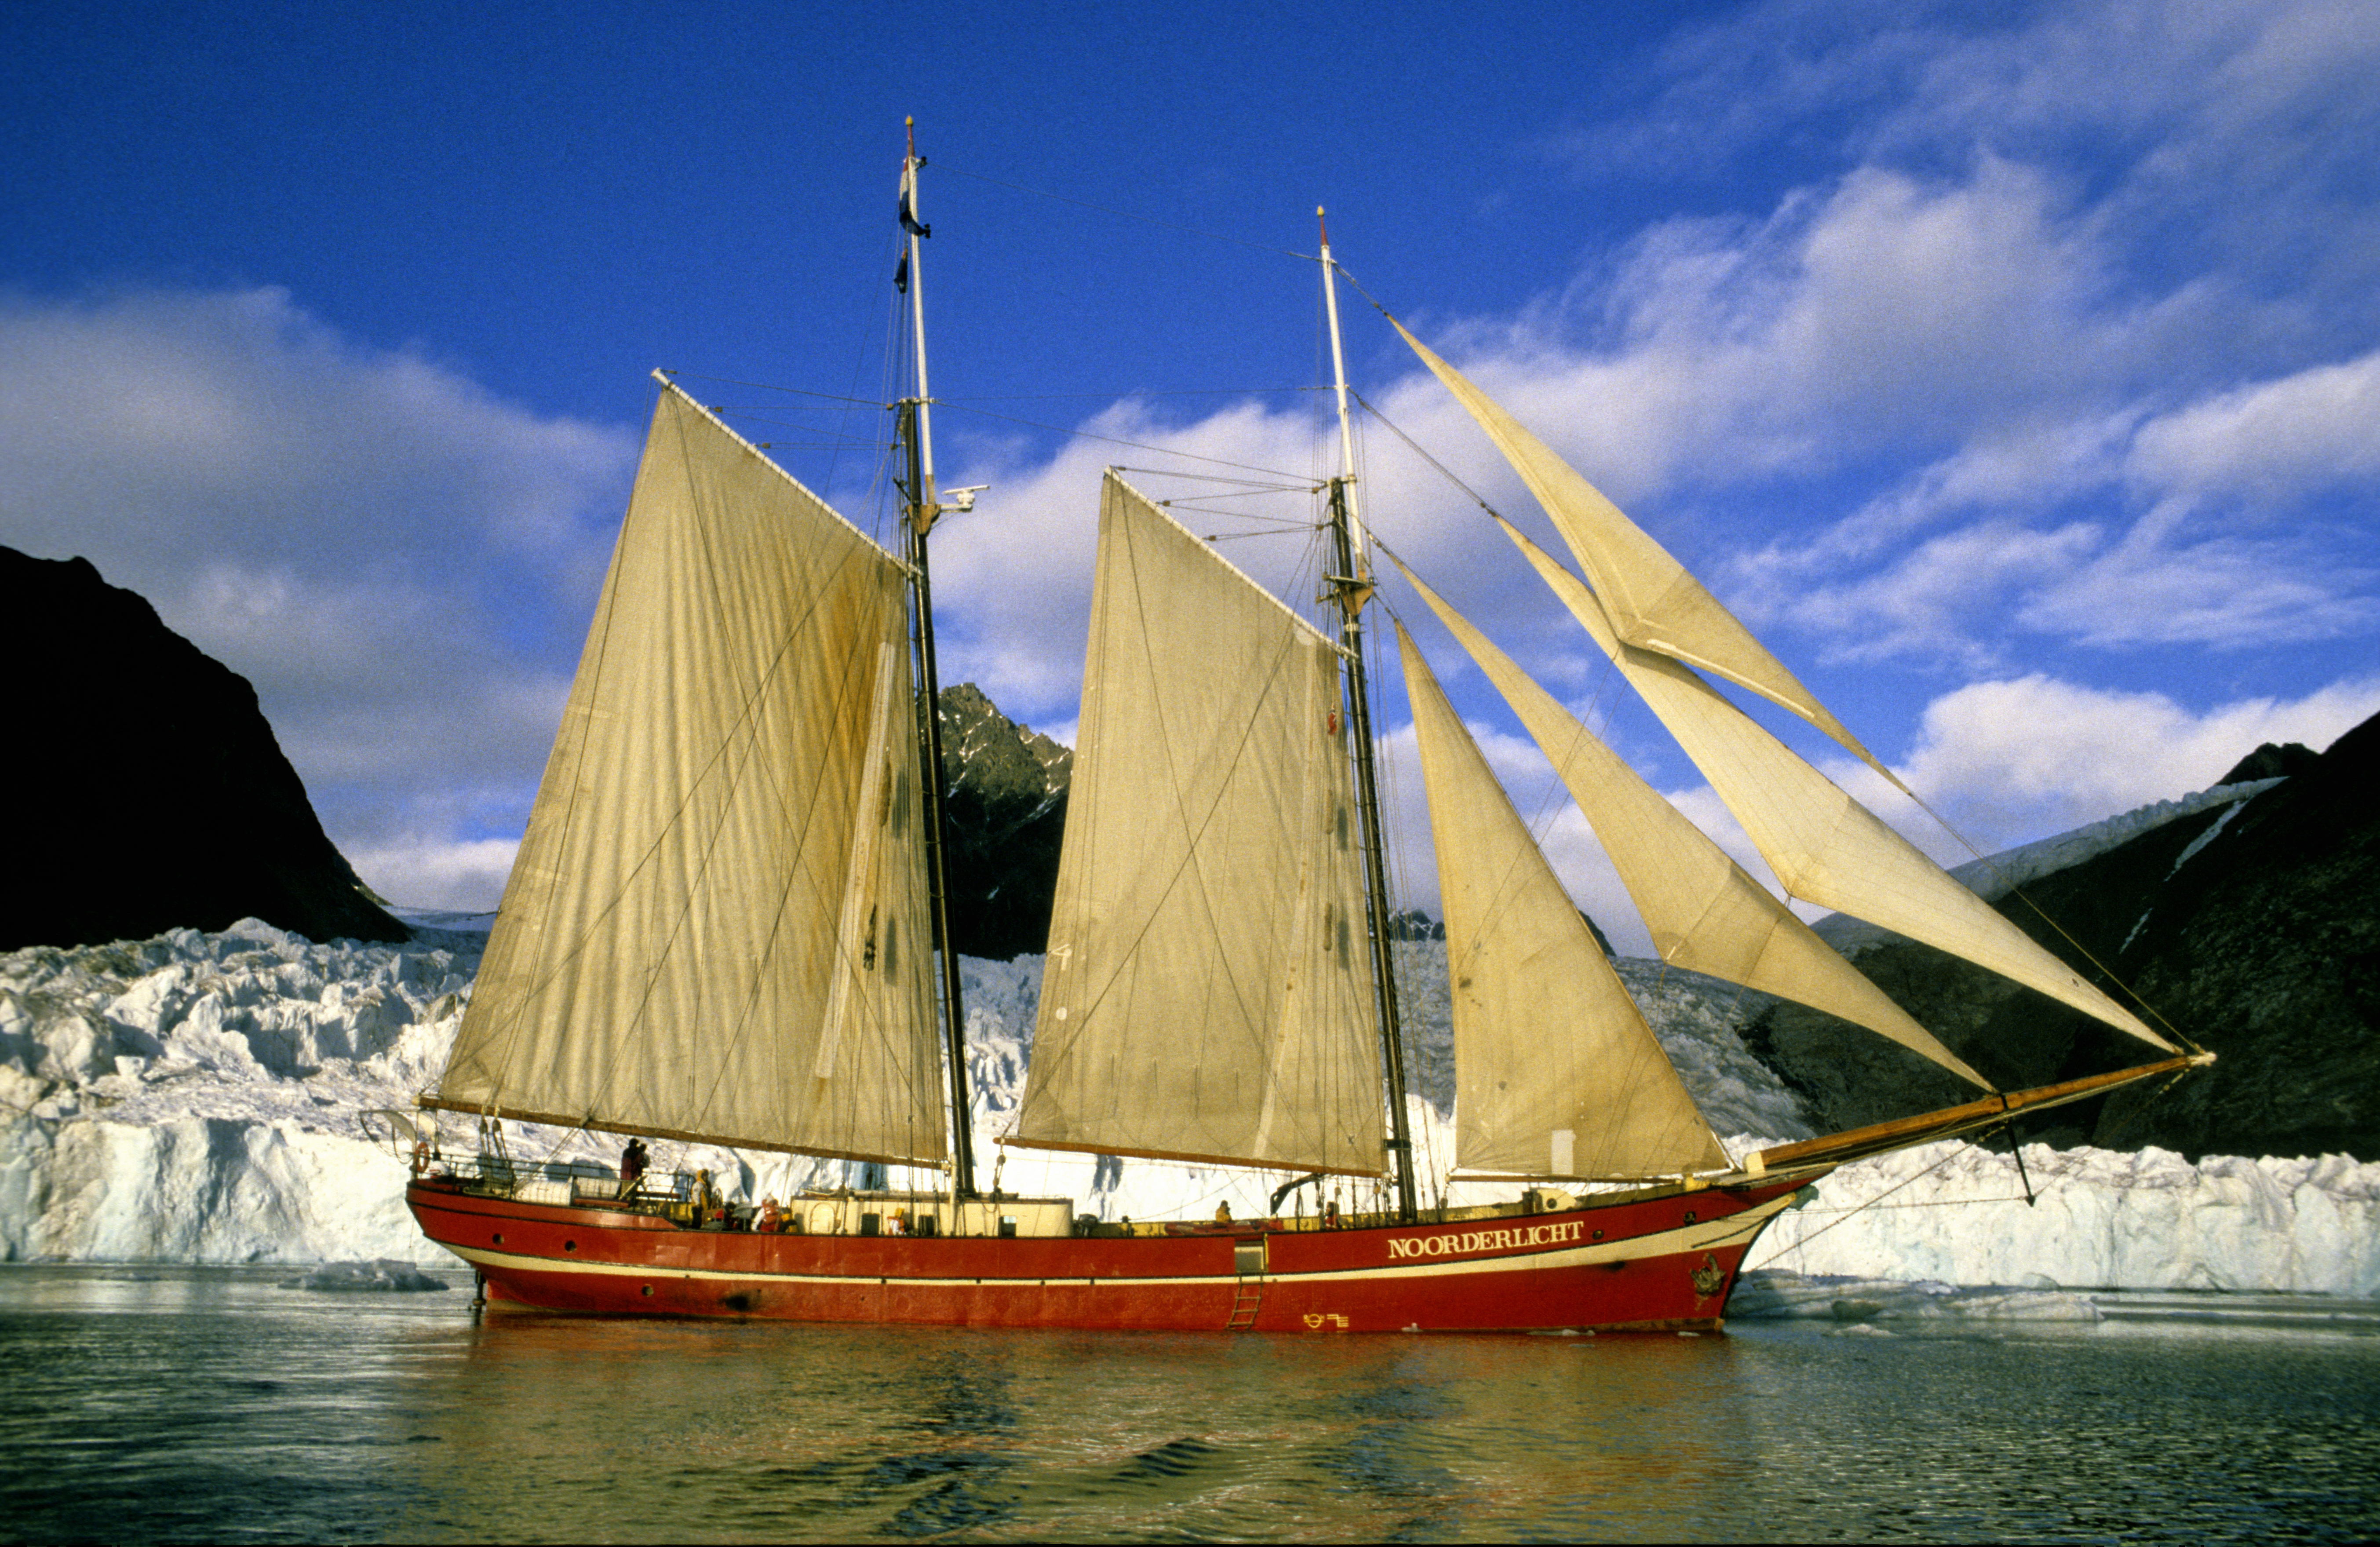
[{"xmin": 1384, "ymin": 1221, "xmax": 1587, "ymax": 1261}]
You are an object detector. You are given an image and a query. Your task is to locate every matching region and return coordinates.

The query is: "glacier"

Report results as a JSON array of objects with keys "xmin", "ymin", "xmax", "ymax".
[{"xmin": 2, "ymin": 918, "xmax": 2373, "ymax": 1300}]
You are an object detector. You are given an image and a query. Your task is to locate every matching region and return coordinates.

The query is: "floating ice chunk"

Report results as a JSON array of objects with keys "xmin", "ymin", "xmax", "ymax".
[{"xmin": 279, "ymin": 1258, "xmax": 448, "ymax": 1292}]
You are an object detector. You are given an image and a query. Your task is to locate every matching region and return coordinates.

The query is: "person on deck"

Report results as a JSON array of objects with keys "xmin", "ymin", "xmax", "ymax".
[
  {"xmin": 1214, "ymin": 1201, "xmax": 1232, "ymax": 1224},
  {"xmin": 618, "ymin": 1137, "xmax": 649, "ymax": 1199},
  {"xmin": 693, "ymin": 1168, "xmax": 720, "ymax": 1227},
  {"xmin": 758, "ymin": 1197, "xmax": 782, "ymax": 1233}
]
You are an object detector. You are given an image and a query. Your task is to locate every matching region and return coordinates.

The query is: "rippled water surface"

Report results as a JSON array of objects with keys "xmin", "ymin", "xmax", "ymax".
[{"xmin": 2, "ymin": 1265, "xmax": 2375, "ymax": 1542}]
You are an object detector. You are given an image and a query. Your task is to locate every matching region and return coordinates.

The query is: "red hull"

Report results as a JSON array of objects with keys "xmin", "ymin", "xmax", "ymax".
[{"xmin": 408, "ymin": 1175, "xmax": 1815, "ymax": 1333}]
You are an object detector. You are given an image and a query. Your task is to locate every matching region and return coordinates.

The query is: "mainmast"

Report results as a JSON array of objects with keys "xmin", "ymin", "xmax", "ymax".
[
  {"xmin": 897, "ymin": 118, "xmax": 980, "ymax": 1200},
  {"xmin": 1319, "ymin": 209, "xmax": 1419, "ymax": 1224}
]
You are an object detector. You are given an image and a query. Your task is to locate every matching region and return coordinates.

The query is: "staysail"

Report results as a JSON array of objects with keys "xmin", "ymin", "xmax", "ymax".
[
  {"xmin": 1390, "ymin": 318, "xmax": 1894, "ymax": 783},
  {"xmin": 1011, "ymin": 474, "xmax": 1384, "ymax": 1176},
  {"xmin": 1390, "ymin": 558, "xmax": 1989, "ymax": 1090},
  {"xmin": 1497, "ymin": 517, "xmax": 2178, "ymax": 1055},
  {"xmin": 430, "ymin": 382, "xmax": 950, "ymax": 1164},
  {"xmin": 1398, "ymin": 622, "xmax": 1726, "ymax": 1179}
]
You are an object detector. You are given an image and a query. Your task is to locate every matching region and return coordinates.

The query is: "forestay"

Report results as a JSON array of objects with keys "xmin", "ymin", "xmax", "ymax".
[
  {"xmin": 1012, "ymin": 474, "xmax": 1383, "ymax": 1176},
  {"xmin": 432, "ymin": 383, "xmax": 949, "ymax": 1164},
  {"xmin": 1398, "ymin": 622, "xmax": 1726, "ymax": 1180},
  {"xmin": 1392, "ymin": 558, "xmax": 1989, "ymax": 1091},
  {"xmin": 1500, "ymin": 517, "xmax": 2178, "ymax": 1055}
]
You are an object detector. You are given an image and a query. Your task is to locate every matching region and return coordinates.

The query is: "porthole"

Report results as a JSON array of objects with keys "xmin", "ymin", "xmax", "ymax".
[
  {"xmin": 1591, "ymin": 1230, "xmax": 1603, "ymax": 1241},
  {"xmin": 1683, "ymin": 1211, "xmax": 1697, "ymax": 1225},
  {"xmin": 492, "ymin": 1233, "xmax": 504, "ymax": 1245},
  {"xmin": 564, "ymin": 1240, "xmax": 578, "ymax": 1252},
  {"xmin": 641, "ymin": 1285, "xmax": 654, "ymax": 1298}
]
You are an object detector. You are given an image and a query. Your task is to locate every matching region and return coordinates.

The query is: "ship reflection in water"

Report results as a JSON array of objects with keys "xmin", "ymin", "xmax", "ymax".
[{"xmin": 2, "ymin": 1266, "xmax": 2375, "ymax": 1543}]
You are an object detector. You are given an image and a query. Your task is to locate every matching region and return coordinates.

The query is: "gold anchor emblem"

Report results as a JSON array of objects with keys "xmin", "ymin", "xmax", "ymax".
[{"xmin": 1691, "ymin": 1253, "xmax": 1725, "ymax": 1298}]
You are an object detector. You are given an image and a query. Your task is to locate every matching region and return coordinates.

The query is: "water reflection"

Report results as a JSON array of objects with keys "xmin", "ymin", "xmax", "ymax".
[{"xmin": 2, "ymin": 1268, "xmax": 2375, "ymax": 1543}]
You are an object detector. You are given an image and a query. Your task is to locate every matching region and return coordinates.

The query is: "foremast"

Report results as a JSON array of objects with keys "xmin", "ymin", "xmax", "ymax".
[
  {"xmin": 1320, "ymin": 210, "xmax": 1419, "ymax": 1225},
  {"xmin": 897, "ymin": 118, "xmax": 979, "ymax": 1200}
]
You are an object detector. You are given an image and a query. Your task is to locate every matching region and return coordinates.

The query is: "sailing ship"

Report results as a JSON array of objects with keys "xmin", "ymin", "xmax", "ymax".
[{"xmin": 403, "ymin": 128, "xmax": 2210, "ymax": 1332}]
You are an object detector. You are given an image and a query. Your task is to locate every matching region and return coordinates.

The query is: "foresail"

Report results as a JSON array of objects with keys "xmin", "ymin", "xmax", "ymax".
[
  {"xmin": 1391, "ymin": 558, "xmax": 1988, "ymax": 1091},
  {"xmin": 1012, "ymin": 474, "xmax": 1383, "ymax": 1176},
  {"xmin": 432, "ymin": 383, "xmax": 948, "ymax": 1164},
  {"xmin": 1499, "ymin": 517, "xmax": 2180, "ymax": 1055},
  {"xmin": 1391, "ymin": 318, "xmax": 1895, "ymax": 784},
  {"xmin": 1397, "ymin": 622, "xmax": 1726, "ymax": 1180}
]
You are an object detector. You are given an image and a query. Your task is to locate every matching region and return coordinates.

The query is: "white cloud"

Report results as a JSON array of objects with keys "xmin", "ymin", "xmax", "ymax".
[
  {"xmin": 1731, "ymin": 344, "xmax": 2380, "ymax": 660},
  {"xmin": 2126, "ymin": 347, "xmax": 2380, "ymax": 509},
  {"xmin": 345, "ymin": 836, "xmax": 524, "ymax": 914}
]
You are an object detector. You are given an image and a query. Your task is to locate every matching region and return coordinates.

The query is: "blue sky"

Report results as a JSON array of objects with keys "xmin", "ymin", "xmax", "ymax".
[{"xmin": 4, "ymin": 0, "xmax": 2376, "ymax": 948}]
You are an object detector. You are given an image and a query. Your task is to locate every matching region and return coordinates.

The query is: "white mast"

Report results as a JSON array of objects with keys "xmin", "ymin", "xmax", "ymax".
[
  {"xmin": 902, "ymin": 117, "xmax": 942, "ymax": 522},
  {"xmin": 1318, "ymin": 208, "xmax": 1417, "ymax": 1222},
  {"xmin": 1319, "ymin": 208, "xmax": 1370, "ymax": 574}
]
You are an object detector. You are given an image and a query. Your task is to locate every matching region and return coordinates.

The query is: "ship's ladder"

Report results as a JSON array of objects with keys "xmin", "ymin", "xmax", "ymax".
[{"xmin": 1226, "ymin": 1238, "xmax": 1266, "ymax": 1332}]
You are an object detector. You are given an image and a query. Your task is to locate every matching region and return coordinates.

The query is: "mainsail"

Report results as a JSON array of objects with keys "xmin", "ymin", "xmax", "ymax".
[
  {"xmin": 430, "ymin": 382, "xmax": 950, "ymax": 1164},
  {"xmin": 1389, "ymin": 557, "xmax": 1989, "ymax": 1091},
  {"xmin": 1397, "ymin": 622, "xmax": 1726, "ymax": 1179},
  {"xmin": 1011, "ymin": 474, "xmax": 1385, "ymax": 1175}
]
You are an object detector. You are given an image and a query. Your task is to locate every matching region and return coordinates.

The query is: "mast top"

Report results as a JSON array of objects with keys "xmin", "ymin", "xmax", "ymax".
[{"xmin": 1317, "ymin": 208, "xmax": 1366, "ymax": 584}]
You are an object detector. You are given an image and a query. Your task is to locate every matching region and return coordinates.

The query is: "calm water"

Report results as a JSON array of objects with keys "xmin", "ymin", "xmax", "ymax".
[{"xmin": 2, "ymin": 1266, "xmax": 2375, "ymax": 1543}]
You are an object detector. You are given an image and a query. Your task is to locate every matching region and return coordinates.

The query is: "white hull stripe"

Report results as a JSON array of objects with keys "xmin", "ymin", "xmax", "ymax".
[{"xmin": 441, "ymin": 1194, "xmax": 1796, "ymax": 1291}]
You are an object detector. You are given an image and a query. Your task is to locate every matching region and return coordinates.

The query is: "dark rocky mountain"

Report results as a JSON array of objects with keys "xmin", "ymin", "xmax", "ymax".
[
  {"xmin": 1746, "ymin": 715, "xmax": 2380, "ymax": 1161},
  {"xmin": 0, "ymin": 546, "xmax": 408, "ymax": 950},
  {"xmin": 935, "ymin": 683, "xmax": 1071, "ymax": 960}
]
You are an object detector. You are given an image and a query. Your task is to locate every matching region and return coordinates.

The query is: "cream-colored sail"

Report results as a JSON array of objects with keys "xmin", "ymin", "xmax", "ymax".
[
  {"xmin": 1392, "ymin": 318, "xmax": 1895, "ymax": 782},
  {"xmin": 1391, "ymin": 558, "xmax": 1988, "ymax": 1090},
  {"xmin": 1398, "ymin": 622, "xmax": 1726, "ymax": 1179},
  {"xmin": 1498, "ymin": 517, "xmax": 2178, "ymax": 1055},
  {"xmin": 432, "ymin": 383, "xmax": 949, "ymax": 1163},
  {"xmin": 1012, "ymin": 474, "xmax": 1384, "ymax": 1175}
]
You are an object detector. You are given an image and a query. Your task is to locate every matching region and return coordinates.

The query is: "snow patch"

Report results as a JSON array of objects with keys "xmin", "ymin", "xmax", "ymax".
[{"xmin": 2167, "ymin": 798, "xmax": 2249, "ymax": 877}]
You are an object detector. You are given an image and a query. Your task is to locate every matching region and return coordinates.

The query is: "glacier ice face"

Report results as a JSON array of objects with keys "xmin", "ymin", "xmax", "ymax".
[
  {"xmin": 1, "ymin": 922, "xmax": 2373, "ymax": 1297},
  {"xmin": 0, "ymin": 919, "xmax": 481, "ymax": 1265},
  {"xmin": 1743, "ymin": 1138, "xmax": 2380, "ymax": 1297}
]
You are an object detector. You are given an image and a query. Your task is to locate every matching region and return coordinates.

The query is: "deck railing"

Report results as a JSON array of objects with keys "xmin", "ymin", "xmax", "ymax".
[{"xmin": 429, "ymin": 1154, "xmax": 693, "ymax": 1210}]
